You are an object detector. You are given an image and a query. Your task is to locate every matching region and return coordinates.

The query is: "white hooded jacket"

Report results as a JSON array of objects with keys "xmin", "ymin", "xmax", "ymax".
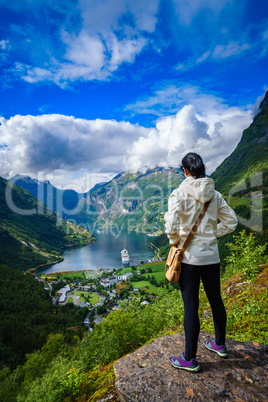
[{"xmin": 164, "ymin": 176, "xmax": 238, "ymax": 265}]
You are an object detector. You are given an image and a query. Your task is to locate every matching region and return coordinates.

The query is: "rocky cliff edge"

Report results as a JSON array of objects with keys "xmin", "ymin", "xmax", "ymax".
[{"xmin": 113, "ymin": 331, "xmax": 268, "ymax": 401}]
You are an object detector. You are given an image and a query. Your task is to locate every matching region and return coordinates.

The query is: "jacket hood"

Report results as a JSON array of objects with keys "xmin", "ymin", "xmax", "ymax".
[{"xmin": 179, "ymin": 177, "xmax": 215, "ymax": 203}]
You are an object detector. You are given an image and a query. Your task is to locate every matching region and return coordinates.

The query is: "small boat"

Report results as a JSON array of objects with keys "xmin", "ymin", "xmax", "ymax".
[{"xmin": 121, "ymin": 249, "xmax": 130, "ymax": 264}]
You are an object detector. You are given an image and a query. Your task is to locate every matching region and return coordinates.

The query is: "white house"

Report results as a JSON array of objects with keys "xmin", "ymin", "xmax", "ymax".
[
  {"xmin": 56, "ymin": 284, "xmax": 70, "ymax": 304},
  {"xmin": 100, "ymin": 276, "xmax": 118, "ymax": 287},
  {"xmin": 99, "ymin": 273, "xmax": 133, "ymax": 287},
  {"xmin": 116, "ymin": 272, "xmax": 133, "ymax": 281}
]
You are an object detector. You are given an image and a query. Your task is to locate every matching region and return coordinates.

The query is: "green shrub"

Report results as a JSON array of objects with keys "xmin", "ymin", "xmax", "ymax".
[{"xmin": 225, "ymin": 230, "xmax": 267, "ymax": 281}]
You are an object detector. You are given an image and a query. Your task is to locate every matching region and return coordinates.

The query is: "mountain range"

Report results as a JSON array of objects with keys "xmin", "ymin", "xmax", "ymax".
[{"xmin": 10, "ymin": 174, "xmax": 106, "ymax": 220}]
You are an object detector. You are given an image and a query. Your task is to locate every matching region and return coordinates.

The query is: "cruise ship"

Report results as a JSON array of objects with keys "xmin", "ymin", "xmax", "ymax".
[{"xmin": 121, "ymin": 249, "xmax": 130, "ymax": 265}]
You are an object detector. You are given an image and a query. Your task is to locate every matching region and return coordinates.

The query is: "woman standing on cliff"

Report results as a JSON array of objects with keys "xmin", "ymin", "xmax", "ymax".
[{"xmin": 164, "ymin": 152, "xmax": 237, "ymax": 372}]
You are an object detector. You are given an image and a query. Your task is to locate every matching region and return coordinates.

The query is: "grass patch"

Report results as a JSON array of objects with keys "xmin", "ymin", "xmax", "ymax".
[
  {"xmin": 200, "ymin": 265, "xmax": 268, "ymax": 344},
  {"xmin": 41, "ymin": 275, "xmax": 56, "ymax": 281},
  {"xmin": 73, "ymin": 291, "xmax": 87, "ymax": 302},
  {"xmin": 118, "ymin": 262, "xmax": 165, "ymax": 276},
  {"xmin": 145, "ymin": 271, "xmax": 166, "ymax": 282},
  {"xmin": 67, "ymin": 297, "xmax": 73, "ymax": 304},
  {"xmin": 117, "ymin": 267, "xmax": 133, "ymax": 275},
  {"xmin": 145, "ymin": 285, "xmax": 168, "ymax": 296},
  {"xmin": 141, "ymin": 261, "xmax": 166, "ymax": 270},
  {"xmin": 70, "ymin": 291, "xmax": 100, "ymax": 305},
  {"xmin": 89, "ymin": 293, "xmax": 100, "ymax": 306},
  {"xmin": 131, "ymin": 280, "xmax": 168, "ymax": 296},
  {"xmin": 131, "ymin": 280, "xmax": 150, "ymax": 288},
  {"xmin": 150, "ymin": 264, "xmax": 166, "ymax": 272}
]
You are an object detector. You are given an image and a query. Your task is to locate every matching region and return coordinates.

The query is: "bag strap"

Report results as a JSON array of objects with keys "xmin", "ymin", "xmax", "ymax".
[{"xmin": 178, "ymin": 200, "xmax": 211, "ymax": 257}]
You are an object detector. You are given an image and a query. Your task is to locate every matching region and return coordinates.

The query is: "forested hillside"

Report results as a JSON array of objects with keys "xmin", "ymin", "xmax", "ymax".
[
  {"xmin": 0, "ymin": 265, "xmax": 88, "ymax": 371},
  {"xmin": 0, "ymin": 177, "xmax": 95, "ymax": 272}
]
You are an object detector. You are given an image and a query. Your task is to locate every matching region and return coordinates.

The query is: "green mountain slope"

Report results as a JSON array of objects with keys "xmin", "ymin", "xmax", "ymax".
[
  {"xmin": 211, "ymin": 91, "xmax": 268, "ymax": 195},
  {"xmin": 0, "ymin": 177, "xmax": 96, "ymax": 271},
  {"xmin": 210, "ymin": 91, "xmax": 268, "ymax": 250}
]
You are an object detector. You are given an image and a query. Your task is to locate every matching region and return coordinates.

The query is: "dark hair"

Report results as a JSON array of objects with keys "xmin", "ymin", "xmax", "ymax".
[{"xmin": 181, "ymin": 152, "xmax": 206, "ymax": 179}]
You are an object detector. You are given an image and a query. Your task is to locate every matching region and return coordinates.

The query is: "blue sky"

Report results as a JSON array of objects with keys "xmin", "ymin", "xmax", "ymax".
[{"xmin": 0, "ymin": 0, "xmax": 267, "ymax": 191}]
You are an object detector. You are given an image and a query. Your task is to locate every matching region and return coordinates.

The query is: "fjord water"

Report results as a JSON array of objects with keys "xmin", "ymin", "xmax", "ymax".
[{"xmin": 37, "ymin": 231, "xmax": 155, "ymax": 274}]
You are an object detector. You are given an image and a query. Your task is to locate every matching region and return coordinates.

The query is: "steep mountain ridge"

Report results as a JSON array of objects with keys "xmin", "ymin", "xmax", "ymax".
[
  {"xmin": 211, "ymin": 91, "xmax": 268, "ymax": 195},
  {"xmin": 10, "ymin": 175, "xmax": 109, "ymax": 222},
  {"xmin": 210, "ymin": 91, "xmax": 268, "ymax": 248},
  {"xmin": 11, "ymin": 174, "xmax": 85, "ymax": 218}
]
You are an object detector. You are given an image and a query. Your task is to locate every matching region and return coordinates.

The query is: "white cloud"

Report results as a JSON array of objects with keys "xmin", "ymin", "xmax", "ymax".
[
  {"xmin": 212, "ymin": 41, "xmax": 250, "ymax": 59},
  {"xmin": 0, "ymin": 90, "xmax": 260, "ymax": 189},
  {"xmin": 173, "ymin": 19, "xmax": 268, "ymax": 73},
  {"xmin": 0, "ymin": 40, "xmax": 11, "ymax": 50},
  {"xmin": 7, "ymin": 0, "xmax": 267, "ymax": 87},
  {"xmin": 173, "ymin": 0, "xmax": 231, "ymax": 26},
  {"xmin": 0, "ymin": 114, "xmax": 149, "ymax": 189},
  {"xmin": 46, "ymin": 170, "xmax": 116, "ymax": 193},
  {"xmin": 79, "ymin": 0, "xmax": 159, "ymax": 34},
  {"xmin": 252, "ymin": 89, "xmax": 268, "ymax": 117},
  {"xmin": 108, "ymin": 34, "xmax": 148, "ymax": 71},
  {"xmin": 196, "ymin": 50, "xmax": 211, "ymax": 63},
  {"xmin": 263, "ymin": 30, "xmax": 268, "ymax": 40},
  {"xmin": 17, "ymin": 0, "xmax": 159, "ymax": 85},
  {"xmin": 125, "ymin": 84, "xmax": 186, "ymax": 116},
  {"xmin": 21, "ymin": 65, "xmax": 54, "ymax": 84},
  {"xmin": 125, "ymin": 84, "xmax": 229, "ymax": 117},
  {"xmin": 123, "ymin": 88, "xmax": 254, "ymax": 174},
  {"xmin": 175, "ymin": 39, "xmax": 250, "ymax": 72},
  {"xmin": 0, "ymin": 40, "xmax": 11, "ymax": 65},
  {"xmin": 63, "ymin": 32, "xmax": 105, "ymax": 72}
]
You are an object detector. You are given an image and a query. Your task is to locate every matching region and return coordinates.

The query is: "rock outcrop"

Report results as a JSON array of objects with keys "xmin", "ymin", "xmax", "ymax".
[{"xmin": 114, "ymin": 331, "xmax": 268, "ymax": 401}]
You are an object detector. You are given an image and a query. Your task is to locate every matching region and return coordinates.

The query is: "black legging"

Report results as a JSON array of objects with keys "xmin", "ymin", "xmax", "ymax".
[{"xmin": 179, "ymin": 262, "xmax": 226, "ymax": 361}]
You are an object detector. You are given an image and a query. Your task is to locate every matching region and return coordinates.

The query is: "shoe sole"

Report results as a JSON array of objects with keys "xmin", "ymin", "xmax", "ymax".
[
  {"xmin": 204, "ymin": 342, "xmax": 228, "ymax": 358},
  {"xmin": 169, "ymin": 357, "xmax": 200, "ymax": 372}
]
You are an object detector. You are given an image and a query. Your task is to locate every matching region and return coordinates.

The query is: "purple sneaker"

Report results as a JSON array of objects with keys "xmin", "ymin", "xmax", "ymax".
[
  {"xmin": 169, "ymin": 353, "xmax": 200, "ymax": 372},
  {"xmin": 204, "ymin": 340, "xmax": 228, "ymax": 358}
]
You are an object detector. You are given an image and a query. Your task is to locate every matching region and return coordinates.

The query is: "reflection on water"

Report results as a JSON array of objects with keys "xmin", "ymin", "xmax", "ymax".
[{"xmin": 37, "ymin": 231, "xmax": 155, "ymax": 274}]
